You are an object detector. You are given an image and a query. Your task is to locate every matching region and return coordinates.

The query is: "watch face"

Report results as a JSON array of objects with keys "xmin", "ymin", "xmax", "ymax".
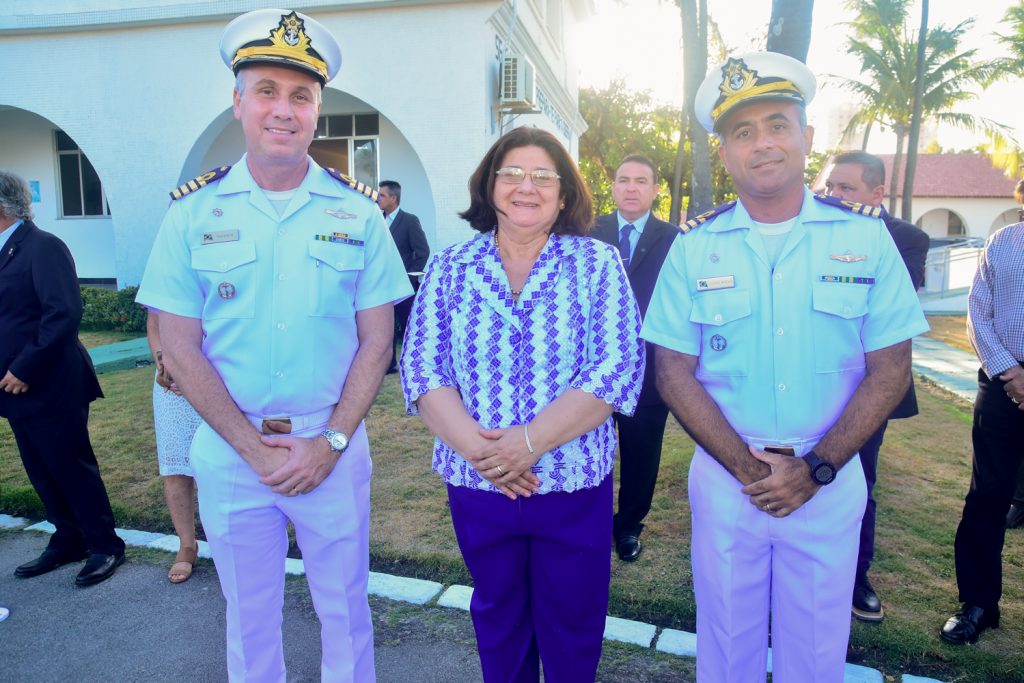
[
  {"xmin": 330, "ymin": 432, "xmax": 348, "ymax": 451},
  {"xmin": 812, "ymin": 463, "xmax": 836, "ymax": 484}
]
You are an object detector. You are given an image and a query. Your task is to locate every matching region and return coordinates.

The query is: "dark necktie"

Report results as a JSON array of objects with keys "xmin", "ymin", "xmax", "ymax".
[{"xmin": 619, "ymin": 224, "xmax": 635, "ymax": 269}]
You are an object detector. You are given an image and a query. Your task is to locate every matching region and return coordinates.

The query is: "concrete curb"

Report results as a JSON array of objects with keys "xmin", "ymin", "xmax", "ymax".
[{"xmin": 8, "ymin": 521, "xmax": 949, "ymax": 682}]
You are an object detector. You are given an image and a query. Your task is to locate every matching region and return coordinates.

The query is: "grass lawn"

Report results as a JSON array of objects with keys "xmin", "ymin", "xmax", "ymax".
[
  {"xmin": 924, "ymin": 315, "xmax": 973, "ymax": 356},
  {"xmin": 1, "ymin": 367, "xmax": 1021, "ymax": 681},
  {"xmin": 78, "ymin": 329, "xmax": 145, "ymax": 349}
]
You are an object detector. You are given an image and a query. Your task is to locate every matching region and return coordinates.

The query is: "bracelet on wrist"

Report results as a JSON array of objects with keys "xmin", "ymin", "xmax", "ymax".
[{"xmin": 523, "ymin": 423, "xmax": 536, "ymax": 455}]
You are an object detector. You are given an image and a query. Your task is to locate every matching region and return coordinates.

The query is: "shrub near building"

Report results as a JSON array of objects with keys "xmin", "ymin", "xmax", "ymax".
[{"xmin": 80, "ymin": 286, "xmax": 146, "ymax": 333}]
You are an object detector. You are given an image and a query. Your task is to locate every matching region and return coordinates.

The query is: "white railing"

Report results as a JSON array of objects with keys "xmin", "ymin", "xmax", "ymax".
[{"xmin": 924, "ymin": 246, "xmax": 982, "ymax": 294}]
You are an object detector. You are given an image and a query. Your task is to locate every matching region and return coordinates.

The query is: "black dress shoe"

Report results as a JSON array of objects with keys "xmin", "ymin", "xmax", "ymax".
[
  {"xmin": 615, "ymin": 534, "xmax": 643, "ymax": 562},
  {"xmin": 852, "ymin": 574, "xmax": 884, "ymax": 622},
  {"xmin": 1007, "ymin": 503, "xmax": 1024, "ymax": 529},
  {"xmin": 940, "ymin": 603, "xmax": 999, "ymax": 644},
  {"xmin": 14, "ymin": 548, "xmax": 88, "ymax": 578},
  {"xmin": 75, "ymin": 552, "xmax": 125, "ymax": 587}
]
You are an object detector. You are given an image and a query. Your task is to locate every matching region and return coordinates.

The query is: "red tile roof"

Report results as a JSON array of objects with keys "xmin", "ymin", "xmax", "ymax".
[{"xmin": 862, "ymin": 153, "xmax": 1015, "ymax": 199}]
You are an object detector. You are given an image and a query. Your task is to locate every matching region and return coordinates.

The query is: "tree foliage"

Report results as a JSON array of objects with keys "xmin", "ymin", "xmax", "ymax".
[
  {"xmin": 578, "ymin": 83, "xmax": 684, "ymax": 218},
  {"xmin": 840, "ymin": 0, "xmax": 1006, "ymax": 214},
  {"xmin": 997, "ymin": 1, "xmax": 1024, "ymax": 72}
]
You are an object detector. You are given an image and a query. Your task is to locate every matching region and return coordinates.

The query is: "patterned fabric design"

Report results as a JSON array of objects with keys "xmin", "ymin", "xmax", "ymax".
[
  {"xmin": 401, "ymin": 232, "xmax": 645, "ymax": 494},
  {"xmin": 152, "ymin": 376, "xmax": 203, "ymax": 477},
  {"xmin": 969, "ymin": 223, "xmax": 1024, "ymax": 377}
]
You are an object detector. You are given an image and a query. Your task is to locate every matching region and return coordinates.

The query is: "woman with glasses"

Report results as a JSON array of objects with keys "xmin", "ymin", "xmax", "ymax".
[{"xmin": 401, "ymin": 126, "xmax": 644, "ymax": 682}]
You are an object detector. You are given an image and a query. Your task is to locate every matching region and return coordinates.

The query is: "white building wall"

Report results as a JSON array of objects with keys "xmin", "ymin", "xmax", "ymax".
[
  {"xmin": 0, "ymin": 107, "xmax": 116, "ymax": 279},
  {"xmin": 911, "ymin": 197, "xmax": 1019, "ymax": 239},
  {"xmin": 1, "ymin": 1, "xmax": 589, "ymax": 284}
]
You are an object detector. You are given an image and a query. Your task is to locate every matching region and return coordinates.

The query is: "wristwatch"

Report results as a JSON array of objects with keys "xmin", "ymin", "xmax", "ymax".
[
  {"xmin": 801, "ymin": 450, "xmax": 836, "ymax": 485},
  {"xmin": 320, "ymin": 428, "xmax": 349, "ymax": 454}
]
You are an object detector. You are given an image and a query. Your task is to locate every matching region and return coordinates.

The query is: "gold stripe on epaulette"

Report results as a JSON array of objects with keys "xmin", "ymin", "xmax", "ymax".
[
  {"xmin": 169, "ymin": 165, "xmax": 231, "ymax": 201},
  {"xmin": 680, "ymin": 201, "xmax": 736, "ymax": 233},
  {"xmin": 326, "ymin": 167, "xmax": 380, "ymax": 202}
]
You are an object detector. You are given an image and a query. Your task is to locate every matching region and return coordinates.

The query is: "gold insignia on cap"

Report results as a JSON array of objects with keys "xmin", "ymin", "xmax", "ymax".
[
  {"xmin": 711, "ymin": 57, "xmax": 802, "ymax": 125},
  {"xmin": 232, "ymin": 11, "xmax": 328, "ymax": 82}
]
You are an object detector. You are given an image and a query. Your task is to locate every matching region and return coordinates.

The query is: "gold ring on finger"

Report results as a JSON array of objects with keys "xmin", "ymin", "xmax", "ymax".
[{"xmin": 497, "ymin": 465, "xmax": 505, "ymax": 476}]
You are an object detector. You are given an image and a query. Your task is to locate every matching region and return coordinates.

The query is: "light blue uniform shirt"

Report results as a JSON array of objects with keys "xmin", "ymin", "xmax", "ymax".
[
  {"xmin": 137, "ymin": 156, "xmax": 412, "ymax": 417},
  {"xmin": 642, "ymin": 188, "xmax": 929, "ymax": 442}
]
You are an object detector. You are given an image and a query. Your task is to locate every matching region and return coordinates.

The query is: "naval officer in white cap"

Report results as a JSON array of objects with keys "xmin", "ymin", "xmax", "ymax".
[
  {"xmin": 137, "ymin": 8, "xmax": 412, "ymax": 682},
  {"xmin": 641, "ymin": 52, "xmax": 927, "ymax": 682}
]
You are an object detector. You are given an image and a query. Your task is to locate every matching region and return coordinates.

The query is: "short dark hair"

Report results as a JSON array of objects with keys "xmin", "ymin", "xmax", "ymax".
[
  {"xmin": 617, "ymin": 154, "xmax": 659, "ymax": 184},
  {"xmin": 379, "ymin": 180, "xmax": 401, "ymax": 203},
  {"xmin": 459, "ymin": 127, "xmax": 593, "ymax": 235},
  {"xmin": 1014, "ymin": 178, "xmax": 1024, "ymax": 206},
  {"xmin": 833, "ymin": 151, "xmax": 886, "ymax": 189}
]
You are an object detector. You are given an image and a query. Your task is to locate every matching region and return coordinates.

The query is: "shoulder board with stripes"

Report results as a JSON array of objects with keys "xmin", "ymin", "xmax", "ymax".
[
  {"xmin": 813, "ymin": 193, "xmax": 883, "ymax": 218},
  {"xmin": 169, "ymin": 166, "xmax": 231, "ymax": 201},
  {"xmin": 325, "ymin": 167, "xmax": 379, "ymax": 202},
  {"xmin": 679, "ymin": 201, "xmax": 736, "ymax": 234}
]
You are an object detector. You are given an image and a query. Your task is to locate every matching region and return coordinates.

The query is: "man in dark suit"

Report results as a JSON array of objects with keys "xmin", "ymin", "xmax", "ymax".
[
  {"xmin": 378, "ymin": 180, "xmax": 429, "ymax": 374},
  {"xmin": 825, "ymin": 151, "xmax": 930, "ymax": 621},
  {"xmin": 593, "ymin": 155, "xmax": 677, "ymax": 561},
  {"xmin": 0, "ymin": 170, "xmax": 124, "ymax": 586}
]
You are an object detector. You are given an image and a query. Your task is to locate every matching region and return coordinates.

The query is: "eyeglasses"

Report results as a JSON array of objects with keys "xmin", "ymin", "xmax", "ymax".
[{"xmin": 495, "ymin": 167, "xmax": 561, "ymax": 187}]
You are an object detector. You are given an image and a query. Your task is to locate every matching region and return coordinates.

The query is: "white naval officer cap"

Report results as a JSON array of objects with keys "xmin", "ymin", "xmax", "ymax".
[
  {"xmin": 695, "ymin": 51, "xmax": 816, "ymax": 134},
  {"xmin": 220, "ymin": 8, "xmax": 342, "ymax": 85}
]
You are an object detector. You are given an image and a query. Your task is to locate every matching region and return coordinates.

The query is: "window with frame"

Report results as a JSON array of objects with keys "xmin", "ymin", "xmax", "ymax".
[
  {"xmin": 55, "ymin": 130, "xmax": 111, "ymax": 217},
  {"xmin": 310, "ymin": 113, "xmax": 380, "ymax": 188}
]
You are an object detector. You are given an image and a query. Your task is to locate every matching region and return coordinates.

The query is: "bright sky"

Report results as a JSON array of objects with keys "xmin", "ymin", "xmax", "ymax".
[{"xmin": 573, "ymin": 0, "xmax": 1023, "ymax": 154}]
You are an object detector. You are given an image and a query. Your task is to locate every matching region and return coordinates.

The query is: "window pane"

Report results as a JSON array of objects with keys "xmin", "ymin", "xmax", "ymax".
[
  {"xmin": 309, "ymin": 139, "xmax": 350, "ymax": 174},
  {"xmin": 81, "ymin": 154, "xmax": 106, "ymax": 216},
  {"xmin": 328, "ymin": 115, "xmax": 352, "ymax": 137},
  {"xmin": 354, "ymin": 114, "xmax": 379, "ymax": 136},
  {"xmin": 58, "ymin": 154, "xmax": 83, "ymax": 216},
  {"xmin": 353, "ymin": 139, "xmax": 378, "ymax": 187},
  {"xmin": 55, "ymin": 130, "xmax": 78, "ymax": 151},
  {"xmin": 315, "ymin": 116, "xmax": 327, "ymax": 138}
]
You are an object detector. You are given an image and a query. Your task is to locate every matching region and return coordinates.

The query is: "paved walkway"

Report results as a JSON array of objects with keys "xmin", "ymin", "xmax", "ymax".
[{"xmin": 1, "ymin": 333, "xmax": 978, "ymax": 683}]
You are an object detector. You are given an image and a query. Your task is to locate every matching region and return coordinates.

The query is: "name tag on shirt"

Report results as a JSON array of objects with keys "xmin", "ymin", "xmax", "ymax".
[
  {"xmin": 696, "ymin": 275, "xmax": 735, "ymax": 291},
  {"xmin": 201, "ymin": 229, "xmax": 239, "ymax": 245}
]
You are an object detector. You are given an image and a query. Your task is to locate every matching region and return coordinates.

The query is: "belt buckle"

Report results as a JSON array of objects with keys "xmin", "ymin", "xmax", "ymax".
[
  {"xmin": 764, "ymin": 445, "xmax": 796, "ymax": 456},
  {"xmin": 261, "ymin": 417, "xmax": 293, "ymax": 434}
]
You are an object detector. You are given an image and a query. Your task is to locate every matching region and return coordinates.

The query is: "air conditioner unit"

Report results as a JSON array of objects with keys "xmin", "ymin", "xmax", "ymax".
[{"xmin": 499, "ymin": 55, "xmax": 536, "ymax": 110}]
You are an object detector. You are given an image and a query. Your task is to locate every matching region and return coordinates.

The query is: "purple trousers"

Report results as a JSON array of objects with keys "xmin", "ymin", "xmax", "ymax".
[{"xmin": 447, "ymin": 476, "xmax": 612, "ymax": 683}]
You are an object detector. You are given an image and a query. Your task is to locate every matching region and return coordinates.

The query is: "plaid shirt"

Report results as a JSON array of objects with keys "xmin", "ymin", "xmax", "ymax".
[{"xmin": 968, "ymin": 222, "xmax": 1024, "ymax": 378}]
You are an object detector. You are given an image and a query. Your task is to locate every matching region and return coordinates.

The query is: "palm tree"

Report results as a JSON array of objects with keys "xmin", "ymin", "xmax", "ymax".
[
  {"xmin": 767, "ymin": 0, "xmax": 815, "ymax": 62},
  {"xmin": 839, "ymin": 0, "xmax": 1004, "ymax": 215},
  {"xmin": 673, "ymin": 0, "xmax": 714, "ymax": 221},
  {"xmin": 997, "ymin": 1, "xmax": 1024, "ymax": 71}
]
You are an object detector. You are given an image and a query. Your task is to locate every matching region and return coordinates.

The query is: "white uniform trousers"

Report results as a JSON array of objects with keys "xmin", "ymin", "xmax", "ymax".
[
  {"xmin": 688, "ymin": 445, "xmax": 866, "ymax": 683},
  {"xmin": 190, "ymin": 418, "xmax": 374, "ymax": 683}
]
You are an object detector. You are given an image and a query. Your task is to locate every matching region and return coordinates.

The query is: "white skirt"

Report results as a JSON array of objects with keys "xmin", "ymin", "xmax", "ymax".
[{"xmin": 153, "ymin": 376, "xmax": 202, "ymax": 477}]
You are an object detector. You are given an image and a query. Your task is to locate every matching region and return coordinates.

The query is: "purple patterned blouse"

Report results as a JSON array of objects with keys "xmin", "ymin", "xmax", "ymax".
[{"xmin": 401, "ymin": 232, "xmax": 645, "ymax": 494}]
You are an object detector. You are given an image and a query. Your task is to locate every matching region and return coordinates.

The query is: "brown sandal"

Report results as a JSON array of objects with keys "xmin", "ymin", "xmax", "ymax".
[{"xmin": 168, "ymin": 544, "xmax": 199, "ymax": 584}]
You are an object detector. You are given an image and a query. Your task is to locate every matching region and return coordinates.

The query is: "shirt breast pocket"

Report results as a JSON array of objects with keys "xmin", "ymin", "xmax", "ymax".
[
  {"xmin": 811, "ymin": 282, "xmax": 868, "ymax": 373},
  {"xmin": 308, "ymin": 240, "xmax": 364, "ymax": 318},
  {"xmin": 690, "ymin": 289, "xmax": 752, "ymax": 377},
  {"xmin": 190, "ymin": 241, "xmax": 257, "ymax": 320}
]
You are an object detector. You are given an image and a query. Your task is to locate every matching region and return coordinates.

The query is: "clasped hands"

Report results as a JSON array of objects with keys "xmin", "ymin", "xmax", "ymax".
[
  {"xmin": 252, "ymin": 432, "xmax": 340, "ymax": 497},
  {"xmin": 465, "ymin": 425, "xmax": 541, "ymax": 500},
  {"xmin": 740, "ymin": 446, "xmax": 821, "ymax": 518},
  {"xmin": 999, "ymin": 365, "xmax": 1024, "ymax": 410}
]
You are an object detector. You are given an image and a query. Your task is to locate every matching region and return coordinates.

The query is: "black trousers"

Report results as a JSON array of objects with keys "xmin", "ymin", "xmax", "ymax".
[
  {"xmin": 8, "ymin": 405, "xmax": 124, "ymax": 556},
  {"xmin": 953, "ymin": 368, "xmax": 1024, "ymax": 609},
  {"xmin": 391, "ymin": 277, "xmax": 419, "ymax": 370},
  {"xmin": 612, "ymin": 403, "xmax": 670, "ymax": 538},
  {"xmin": 856, "ymin": 420, "xmax": 887, "ymax": 575}
]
